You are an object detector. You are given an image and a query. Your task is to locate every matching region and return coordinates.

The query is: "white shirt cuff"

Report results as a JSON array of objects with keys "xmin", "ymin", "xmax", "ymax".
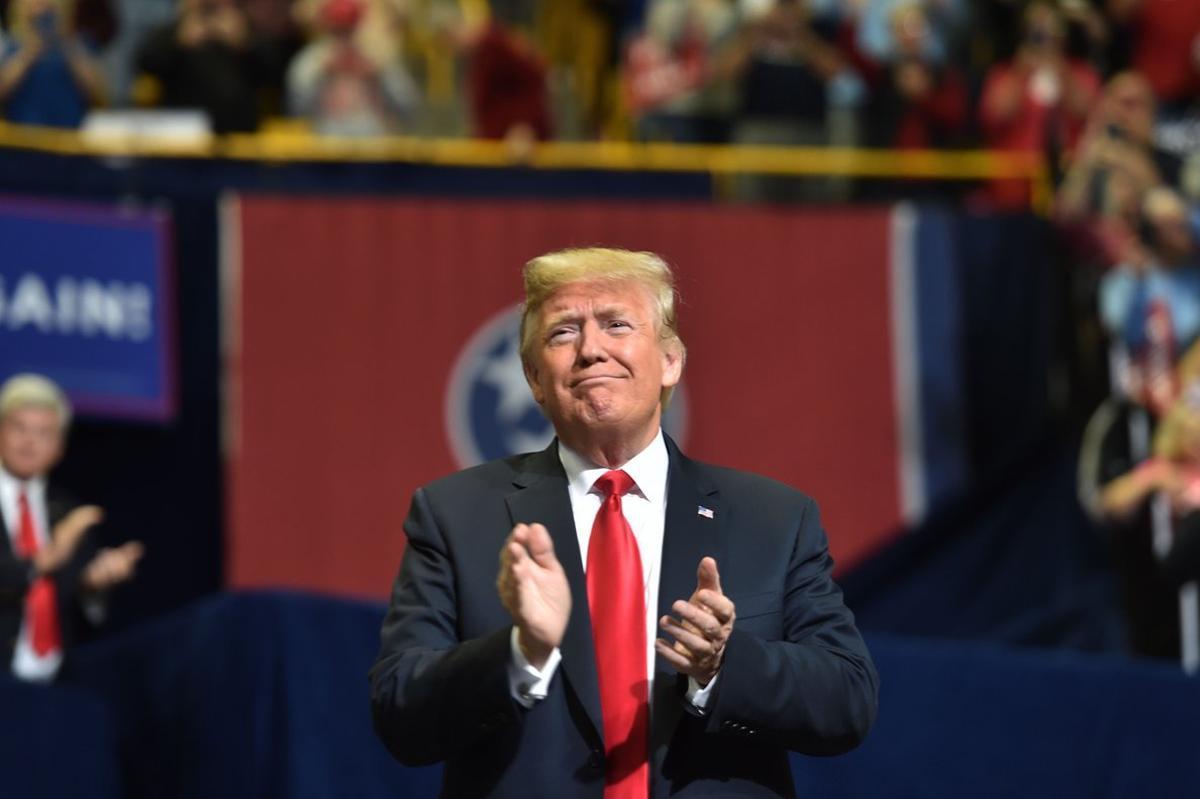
[
  {"xmin": 686, "ymin": 670, "xmax": 720, "ymax": 712},
  {"xmin": 507, "ymin": 626, "xmax": 562, "ymax": 708}
]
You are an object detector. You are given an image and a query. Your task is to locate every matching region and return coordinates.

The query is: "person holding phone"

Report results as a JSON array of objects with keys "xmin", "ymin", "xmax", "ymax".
[{"xmin": 0, "ymin": 0, "xmax": 105, "ymax": 127}]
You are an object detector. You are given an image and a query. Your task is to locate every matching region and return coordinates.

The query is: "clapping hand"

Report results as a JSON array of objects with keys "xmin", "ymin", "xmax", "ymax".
[
  {"xmin": 34, "ymin": 505, "xmax": 103, "ymax": 575},
  {"xmin": 82, "ymin": 541, "xmax": 145, "ymax": 592},
  {"xmin": 497, "ymin": 523, "xmax": 571, "ymax": 670},
  {"xmin": 656, "ymin": 557, "xmax": 736, "ymax": 687}
]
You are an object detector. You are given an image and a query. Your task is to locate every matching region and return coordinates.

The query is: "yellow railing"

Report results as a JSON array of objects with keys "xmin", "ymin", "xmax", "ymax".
[{"xmin": 0, "ymin": 121, "xmax": 1052, "ymax": 210}]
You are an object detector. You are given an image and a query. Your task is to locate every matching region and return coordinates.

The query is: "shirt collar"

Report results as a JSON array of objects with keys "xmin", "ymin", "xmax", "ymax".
[
  {"xmin": 0, "ymin": 462, "xmax": 46, "ymax": 508},
  {"xmin": 557, "ymin": 428, "xmax": 669, "ymax": 504}
]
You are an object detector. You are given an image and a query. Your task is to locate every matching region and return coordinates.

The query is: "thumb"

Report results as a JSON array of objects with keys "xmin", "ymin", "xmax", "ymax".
[
  {"xmin": 525, "ymin": 523, "xmax": 558, "ymax": 568},
  {"xmin": 696, "ymin": 556, "xmax": 721, "ymax": 594}
]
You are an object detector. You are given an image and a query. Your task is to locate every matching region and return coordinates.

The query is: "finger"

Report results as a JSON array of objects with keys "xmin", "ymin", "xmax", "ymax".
[
  {"xmin": 507, "ymin": 540, "xmax": 529, "ymax": 566},
  {"xmin": 694, "ymin": 590, "xmax": 735, "ymax": 624},
  {"xmin": 696, "ymin": 556, "xmax": 721, "ymax": 593},
  {"xmin": 524, "ymin": 524, "xmax": 558, "ymax": 567},
  {"xmin": 77, "ymin": 506, "xmax": 104, "ymax": 526},
  {"xmin": 672, "ymin": 600, "xmax": 721, "ymax": 638},
  {"xmin": 112, "ymin": 550, "xmax": 138, "ymax": 576},
  {"xmin": 655, "ymin": 639, "xmax": 694, "ymax": 672},
  {"xmin": 120, "ymin": 541, "xmax": 145, "ymax": 562},
  {"xmin": 660, "ymin": 617, "xmax": 713, "ymax": 656}
]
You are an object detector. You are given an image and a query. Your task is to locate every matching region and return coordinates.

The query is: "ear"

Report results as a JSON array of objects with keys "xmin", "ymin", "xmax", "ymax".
[
  {"xmin": 523, "ymin": 358, "xmax": 546, "ymax": 406},
  {"xmin": 660, "ymin": 341, "xmax": 683, "ymax": 390}
]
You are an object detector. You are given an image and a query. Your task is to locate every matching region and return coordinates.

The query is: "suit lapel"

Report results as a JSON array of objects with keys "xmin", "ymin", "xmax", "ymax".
[
  {"xmin": 656, "ymin": 437, "xmax": 723, "ymax": 634},
  {"xmin": 0, "ymin": 500, "xmax": 10, "ymax": 558},
  {"xmin": 505, "ymin": 441, "xmax": 605, "ymax": 745},
  {"xmin": 652, "ymin": 437, "xmax": 723, "ymax": 752}
]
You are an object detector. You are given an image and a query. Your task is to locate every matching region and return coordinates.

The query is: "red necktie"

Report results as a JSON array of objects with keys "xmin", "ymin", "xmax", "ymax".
[
  {"xmin": 587, "ymin": 470, "xmax": 649, "ymax": 799},
  {"xmin": 15, "ymin": 490, "xmax": 61, "ymax": 657}
]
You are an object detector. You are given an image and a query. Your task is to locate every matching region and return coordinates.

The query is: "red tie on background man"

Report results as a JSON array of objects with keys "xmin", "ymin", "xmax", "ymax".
[
  {"xmin": 15, "ymin": 490, "xmax": 61, "ymax": 656},
  {"xmin": 587, "ymin": 470, "xmax": 649, "ymax": 799}
]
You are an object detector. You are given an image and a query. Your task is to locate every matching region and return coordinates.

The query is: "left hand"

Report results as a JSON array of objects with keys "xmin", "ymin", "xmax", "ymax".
[
  {"xmin": 82, "ymin": 541, "xmax": 144, "ymax": 592},
  {"xmin": 656, "ymin": 557, "xmax": 736, "ymax": 687}
]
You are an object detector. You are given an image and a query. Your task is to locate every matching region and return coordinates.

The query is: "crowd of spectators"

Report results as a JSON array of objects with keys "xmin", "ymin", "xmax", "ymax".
[
  {"xmin": 0, "ymin": 1, "xmax": 1190, "ymax": 148},
  {"xmin": 0, "ymin": 0, "xmax": 1196, "ymax": 207},
  {"xmin": 1042, "ymin": 1, "xmax": 1200, "ymax": 662}
]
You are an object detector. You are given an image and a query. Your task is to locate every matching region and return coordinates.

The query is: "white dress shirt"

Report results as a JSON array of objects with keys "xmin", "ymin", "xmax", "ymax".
[
  {"xmin": 0, "ymin": 464, "xmax": 63, "ymax": 682},
  {"xmin": 507, "ymin": 430, "xmax": 716, "ymax": 710}
]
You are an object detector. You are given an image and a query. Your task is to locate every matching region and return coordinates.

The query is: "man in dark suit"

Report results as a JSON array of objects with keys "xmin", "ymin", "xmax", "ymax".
[
  {"xmin": 371, "ymin": 248, "xmax": 878, "ymax": 797},
  {"xmin": 0, "ymin": 374, "xmax": 143, "ymax": 681}
]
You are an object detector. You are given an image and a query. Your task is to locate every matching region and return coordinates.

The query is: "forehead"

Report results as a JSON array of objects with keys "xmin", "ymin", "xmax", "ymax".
[
  {"xmin": 538, "ymin": 280, "xmax": 655, "ymax": 319},
  {"xmin": 1, "ymin": 404, "xmax": 61, "ymax": 428}
]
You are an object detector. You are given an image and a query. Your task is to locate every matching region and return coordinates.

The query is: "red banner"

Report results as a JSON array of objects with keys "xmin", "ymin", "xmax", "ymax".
[{"xmin": 225, "ymin": 197, "xmax": 900, "ymax": 598}]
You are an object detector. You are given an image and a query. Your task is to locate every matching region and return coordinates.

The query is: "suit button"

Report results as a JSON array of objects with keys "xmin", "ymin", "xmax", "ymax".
[{"xmin": 587, "ymin": 751, "xmax": 603, "ymax": 775}]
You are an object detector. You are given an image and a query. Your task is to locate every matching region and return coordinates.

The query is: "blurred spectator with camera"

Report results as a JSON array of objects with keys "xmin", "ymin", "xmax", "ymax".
[
  {"xmin": 851, "ymin": 0, "xmax": 968, "ymax": 68},
  {"xmin": 287, "ymin": 0, "xmax": 419, "ymax": 136},
  {"xmin": 1107, "ymin": 0, "xmax": 1200, "ymax": 120},
  {"xmin": 462, "ymin": 16, "xmax": 550, "ymax": 145},
  {"xmin": 1099, "ymin": 186, "xmax": 1200, "ymax": 414},
  {"xmin": 1058, "ymin": 72, "xmax": 1184, "ymax": 263},
  {"xmin": 134, "ymin": 0, "xmax": 286, "ymax": 132},
  {"xmin": 0, "ymin": 0, "xmax": 105, "ymax": 127},
  {"xmin": 978, "ymin": 0, "xmax": 1100, "ymax": 209},
  {"xmin": 726, "ymin": 0, "xmax": 865, "ymax": 200},
  {"xmin": 1090, "ymin": 351, "xmax": 1200, "ymax": 658},
  {"xmin": 1060, "ymin": 73, "xmax": 1180, "ymax": 215},
  {"xmin": 862, "ymin": 1, "xmax": 966, "ymax": 150},
  {"xmin": 0, "ymin": 374, "xmax": 142, "ymax": 682},
  {"xmin": 623, "ymin": 0, "xmax": 739, "ymax": 143},
  {"xmin": 293, "ymin": 0, "xmax": 408, "ymax": 79}
]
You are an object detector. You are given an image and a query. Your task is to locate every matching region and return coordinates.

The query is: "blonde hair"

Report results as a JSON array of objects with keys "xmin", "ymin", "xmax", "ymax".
[
  {"xmin": 519, "ymin": 247, "xmax": 686, "ymax": 404},
  {"xmin": 0, "ymin": 374, "xmax": 72, "ymax": 430}
]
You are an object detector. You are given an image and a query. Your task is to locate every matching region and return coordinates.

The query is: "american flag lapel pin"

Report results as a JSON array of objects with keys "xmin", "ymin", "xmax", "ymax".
[{"xmin": 697, "ymin": 505, "xmax": 714, "ymax": 519}]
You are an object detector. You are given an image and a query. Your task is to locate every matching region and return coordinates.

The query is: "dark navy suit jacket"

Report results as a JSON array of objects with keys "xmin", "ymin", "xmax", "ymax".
[
  {"xmin": 0, "ymin": 484, "xmax": 98, "ymax": 671},
  {"xmin": 370, "ymin": 438, "xmax": 878, "ymax": 797}
]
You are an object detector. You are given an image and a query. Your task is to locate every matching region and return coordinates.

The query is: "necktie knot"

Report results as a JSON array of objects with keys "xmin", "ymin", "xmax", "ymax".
[{"xmin": 593, "ymin": 469, "xmax": 635, "ymax": 501}]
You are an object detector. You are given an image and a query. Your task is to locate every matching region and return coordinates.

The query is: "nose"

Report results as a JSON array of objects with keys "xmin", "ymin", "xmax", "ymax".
[{"xmin": 576, "ymin": 320, "xmax": 608, "ymax": 365}]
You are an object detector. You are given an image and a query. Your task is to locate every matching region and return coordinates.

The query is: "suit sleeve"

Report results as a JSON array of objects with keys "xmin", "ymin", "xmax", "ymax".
[
  {"xmin": 705, "ymin": 497, "xmax": 879, "ymax": 755},
  {"xmin": 369, "ymin": 486, "xmax": 521, "ymax": 766}
]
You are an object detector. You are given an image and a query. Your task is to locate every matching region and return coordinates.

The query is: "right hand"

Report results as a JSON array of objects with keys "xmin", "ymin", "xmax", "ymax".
[
  {"xmin": 496, "ymin": 523, "xmax": 571, "ymax": 670},
  {"xmin": 35, "ymin": 505, "xmax": 103, "ymax": 576}
]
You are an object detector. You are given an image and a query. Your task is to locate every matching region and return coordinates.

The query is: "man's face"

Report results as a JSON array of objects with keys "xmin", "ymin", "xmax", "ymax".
[
  {"xmin": 524, "ymin": 280, "xmax": 682, "ymax": 451},
  {"xmin": 0, "ymin": 406, "xmax": 64, "ymax": 481}
]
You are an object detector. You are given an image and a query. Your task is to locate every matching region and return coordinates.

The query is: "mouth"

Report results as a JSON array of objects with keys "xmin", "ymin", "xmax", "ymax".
[{"xmin": 571, "ymin": 375, "xmax": 622, "ymax": 389}]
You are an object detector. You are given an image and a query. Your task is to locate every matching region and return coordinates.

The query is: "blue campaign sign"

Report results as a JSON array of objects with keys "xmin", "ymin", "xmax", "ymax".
[{"xmin": 0, "ymin": 196, "xmax": 174, "ymax": 421}]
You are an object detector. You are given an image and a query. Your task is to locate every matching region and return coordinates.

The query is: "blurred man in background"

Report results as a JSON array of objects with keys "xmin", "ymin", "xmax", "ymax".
[{"xmin": 0, "ymin": 373, "xmax": 142, "ymax": 682}]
